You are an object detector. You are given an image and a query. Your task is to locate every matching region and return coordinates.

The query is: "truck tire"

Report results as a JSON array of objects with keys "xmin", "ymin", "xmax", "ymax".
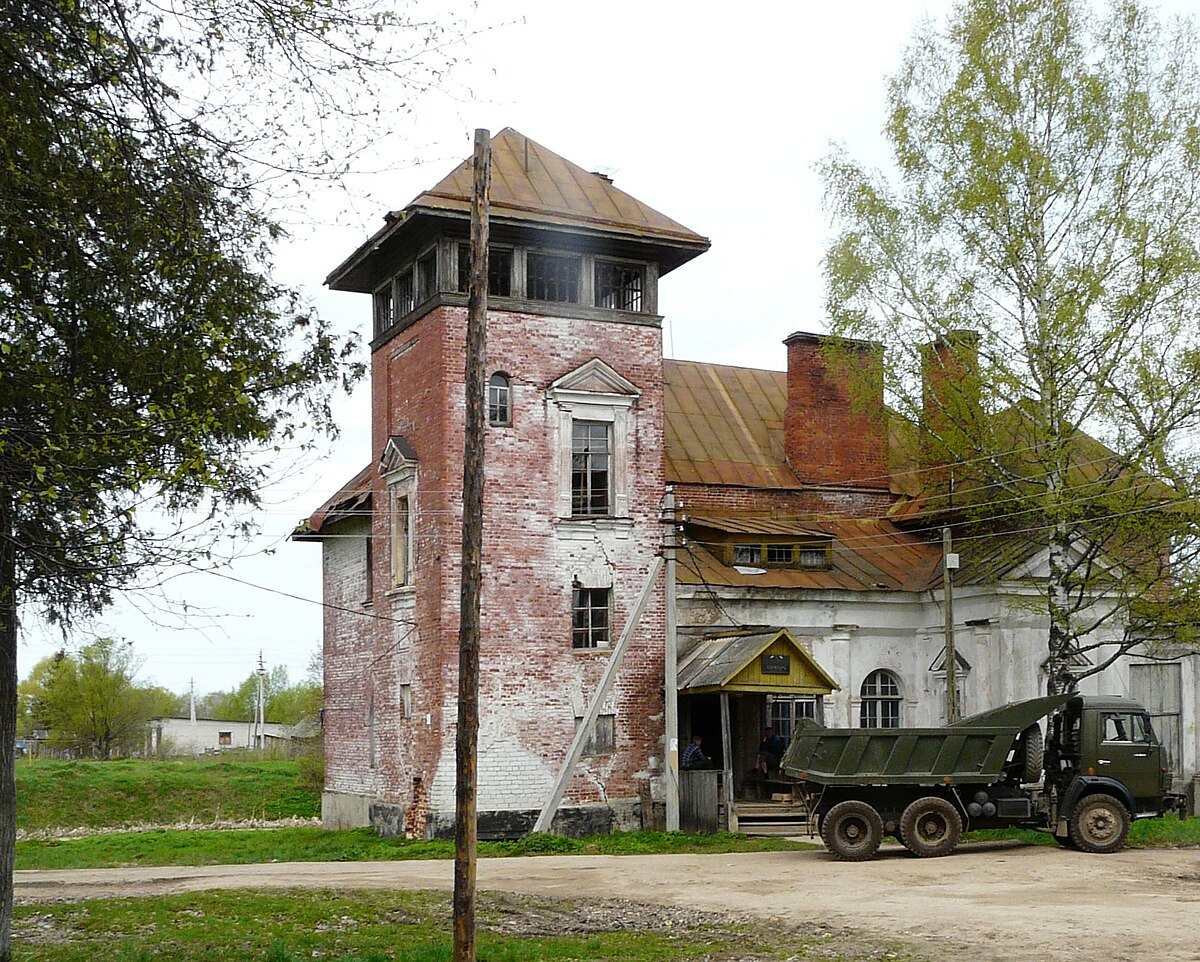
[
  {"xmin": 1019, "ymin": 724, "xmax": 1044, "ymax": 783},
  {"xmin": 1067, "ymin": 793, "xmax": 1130, "ymax": 854},
  {"xmin": 898, "ymin": 796, "xmax": 963, "ymax": 858},
  {"xmin": 820, "ymin": 800, "xmax": 884, "ymax": 861}
]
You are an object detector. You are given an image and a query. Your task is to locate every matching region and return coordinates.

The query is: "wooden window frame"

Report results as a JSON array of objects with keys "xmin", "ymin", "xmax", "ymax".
[
  {"xmin": 860, "ymin": 669, "xmax": 902, "ymax": 729},
  {"xmin": 572, "ymin": 586, "xmax": 611, "ymax": 649},
  {"xmin": 527, "ymin": 250, "xmax": 581, "ymax": 304},
  {"xmin": 594, "ymin": 259, "xmax": 645, "ymax": 312},
  {"xmin": 571, "ymin": 420, "xmax": 612, "ymax": 517},
  {"xmin": 725, "ymin": 540, "xmax": 832, "ymax": 569},
  {"xmin": 488, "ymin": 372, "xmax": 512, "ymax": 427}
]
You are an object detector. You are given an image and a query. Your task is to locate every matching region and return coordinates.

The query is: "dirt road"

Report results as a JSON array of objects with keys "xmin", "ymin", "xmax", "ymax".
[{"xmin": 16, "ymin": 841, "xmax": 1200, "ymax": 961}]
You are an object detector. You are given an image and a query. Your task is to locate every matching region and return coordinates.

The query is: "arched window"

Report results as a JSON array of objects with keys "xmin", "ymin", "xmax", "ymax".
[
  {"xmin": 488, "ymin": 372, "xmax": 511, "ymax": 426},
  {"xmin": 860, "ymin": 669, "xmax": 902, "ymax": 728}
]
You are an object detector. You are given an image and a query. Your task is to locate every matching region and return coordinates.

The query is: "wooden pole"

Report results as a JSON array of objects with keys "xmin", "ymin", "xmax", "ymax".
[
  {"xmin": 719, "ymin": 690, "xmax": 734, "ymax": 832},
  {"xmin": 663, "ymin": 489, "xmax": 679, "ymax": 831},
  {"xmin": 942, "ymin": 526, "xmax": 959, "ymax": 723},
  {"xmin": 453, "ymin": 127, "xmax": 490, "ymax": 962}
]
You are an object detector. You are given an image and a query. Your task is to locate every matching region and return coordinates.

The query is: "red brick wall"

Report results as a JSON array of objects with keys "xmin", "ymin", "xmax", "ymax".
[
  {"xmin": 784, "ymin": 332, "xmax": 890, "ymax": 489},
  {"xmin": 326, "ymin": 303, "xmax": 667, "ymax": 833}
]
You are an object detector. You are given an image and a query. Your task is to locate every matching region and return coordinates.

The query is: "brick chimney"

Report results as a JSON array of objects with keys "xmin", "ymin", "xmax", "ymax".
[
  {"xmin": 920, "ymin": 330, "xmax": 981, "ymax": 467},
  {"xmin": 784, "ymin": 332, "xmax": 889, "ymax": 489}
]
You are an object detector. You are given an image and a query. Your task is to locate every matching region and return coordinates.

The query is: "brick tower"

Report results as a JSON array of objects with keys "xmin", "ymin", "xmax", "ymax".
[{"xmin": 297, "ymin": 129, "xmax": 709, "ymax": 836}]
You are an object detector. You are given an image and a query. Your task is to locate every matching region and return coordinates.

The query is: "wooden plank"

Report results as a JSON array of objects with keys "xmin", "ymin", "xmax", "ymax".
[{"xmin": 720, "ymin": 691, "xmax": 734, "ymax": 831}]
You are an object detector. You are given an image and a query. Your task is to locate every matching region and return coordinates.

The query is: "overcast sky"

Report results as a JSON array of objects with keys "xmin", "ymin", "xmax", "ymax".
[{"xmin": 19, "ymin": 0, "xmax": 1195, "ymax": 696}]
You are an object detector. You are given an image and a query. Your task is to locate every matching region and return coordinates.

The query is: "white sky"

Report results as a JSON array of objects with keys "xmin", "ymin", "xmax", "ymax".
[{"xmin": 19, "ymin": 0, "xmax": 1194, "ymax": 694}]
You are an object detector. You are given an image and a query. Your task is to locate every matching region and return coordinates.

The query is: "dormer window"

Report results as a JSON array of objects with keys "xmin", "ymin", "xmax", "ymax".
[
  {"xmin": 528, "ymin": 252, "xmax": 580, "ymax": 303},
  {"xmin": 727, "ymin": 540, "xmax": 831, "ymax": 569},
  {"xmin": 595, "ymin": 261, "xmax": 644, "ymax": 312}
]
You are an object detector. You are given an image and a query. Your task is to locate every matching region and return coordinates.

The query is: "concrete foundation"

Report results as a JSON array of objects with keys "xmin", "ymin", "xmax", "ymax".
[{"xmin": 322, "ymin": 790, "xmax": 373, "ymax": 830}]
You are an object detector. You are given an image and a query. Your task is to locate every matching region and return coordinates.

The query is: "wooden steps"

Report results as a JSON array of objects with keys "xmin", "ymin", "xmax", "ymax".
[{"xmin": 730, "ymin": 801, "xmax": 815, "ymax": 837}]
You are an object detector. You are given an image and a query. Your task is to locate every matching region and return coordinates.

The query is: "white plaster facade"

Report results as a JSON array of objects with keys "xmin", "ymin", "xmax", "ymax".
[{"xmin": 680, "ymin": 563, "xmax": 1200, "ymax": 787}]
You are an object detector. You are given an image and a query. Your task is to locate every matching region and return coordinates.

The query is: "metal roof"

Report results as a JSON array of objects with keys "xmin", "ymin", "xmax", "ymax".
[
  {"xmin": 292, "ymin": 464, "xmax": 373, "ymax": 540},
  {"xmin": 414, "ymin": 128, "xmax": 709, "ymax": 247},
  {"xmin": 663, "ymin": 359, "xmax": 799, "ymax": 489},
  {"xmin": 679, "ymin": 517, "xmax": 944, "ymax": 592},
  {"xmin": 327, "ymin": 128, "xmax": 709, "ymax": 291},
  {"xmin": 686, "ymin": 513, "xmax": 829, "ymax": 538},
  {"xmin": 677, "ymin": 628, "xmax": 840, "ymax": 693}
]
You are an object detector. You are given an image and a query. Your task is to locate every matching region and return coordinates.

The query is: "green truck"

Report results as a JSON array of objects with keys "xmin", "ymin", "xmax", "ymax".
[{"xmin": 780, "ymin": 693, "xmax": 1187, "ymax": 860}]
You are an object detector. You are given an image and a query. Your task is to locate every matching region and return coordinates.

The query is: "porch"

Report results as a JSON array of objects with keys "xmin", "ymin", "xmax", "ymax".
[{"xmin": 676, "ymin": 627, "xmax": 839, "ymax": 835}]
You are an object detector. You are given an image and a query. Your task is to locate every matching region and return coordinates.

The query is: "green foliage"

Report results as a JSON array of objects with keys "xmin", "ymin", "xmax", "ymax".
[
  {"xmin": 15, "ymin": 758, "xmax": 319, "ymax": 831},
  {"xmin": 0, "ymin": 0, "xmax": 464, "ymax": 955},
  {"xmin": 822, "ymin": 0, "xmax": 1200, "ymax": 688},
  {"xmin": 198, "ymin": 660, "xmax": 322, "ymax": 726},
  {"xmin": 18, "ymin": 641, "xmax": 178, "ymax": 758},
  {"xmin": 11, "ymin": 889, "xmax": 852, "ymax": 962}
]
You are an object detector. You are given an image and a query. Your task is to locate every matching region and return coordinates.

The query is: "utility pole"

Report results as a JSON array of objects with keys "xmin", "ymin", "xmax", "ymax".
[
  {"xmin": 189, "ymin": 678, "xmax": 197, "ymax": 756},
  {"xmin": 942, "ymin": 527, "xmax": 959, "ymax": 723},
  {"xmin": 663, "ymin": 489, "xmax": 680, "ymax": 831},
  {"xmin": 454, "ymin": 127, "xmax": 490, "ymax": 962},
  {"xmin": 256, "ymin": 652, "xmax": 266, "ymax": 749}
]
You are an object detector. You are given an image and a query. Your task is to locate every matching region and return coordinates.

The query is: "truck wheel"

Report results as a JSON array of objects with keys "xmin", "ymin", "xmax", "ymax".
[
  {"xmin": 820, "ymin": 800, "xmax": 884, "ymax": 861},
  {"xmin": 1020, "ymin": 724, "xmax": 1044, "ymax": 783},
  {"xmin": 899, "ymin": 796, "xmax": 962, "ymax": 858},
  {"xmin": 1067, "ymin": 794, "xmax": 1130, "ymax": 854}
]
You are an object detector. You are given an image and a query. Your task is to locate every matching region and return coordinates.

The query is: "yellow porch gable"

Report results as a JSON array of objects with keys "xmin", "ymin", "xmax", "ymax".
[{"xmin": 678, "ymin": 628, "xmax": 839, "ymax": 696}]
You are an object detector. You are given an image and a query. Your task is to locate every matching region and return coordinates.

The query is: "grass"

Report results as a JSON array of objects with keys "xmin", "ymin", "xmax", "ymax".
[
  {"xmin": 16, "ymin": 757, "xmax": 319, "ymax": 830},
  {"xmin": 12, "ymin": 888, "xmax": 919, "ymax": 962},
  {"xmin": 15, "ymin": 808, "xmax": 1195, "ymax": 872},
  {"xmin": 964, "ymin": 812, "xmax": 1200, "ymax": 848},
  {"xmin": 15, "ymin": 828, "xmax": 819, "ymax": 871}
]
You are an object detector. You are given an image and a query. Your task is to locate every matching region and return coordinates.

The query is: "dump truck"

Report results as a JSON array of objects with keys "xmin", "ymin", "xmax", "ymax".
[{"xmin": 780, "ymin": 693, "xmax": 1187, "ymax": 860}]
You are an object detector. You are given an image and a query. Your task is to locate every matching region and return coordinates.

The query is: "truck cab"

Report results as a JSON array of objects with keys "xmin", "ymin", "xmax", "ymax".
[{"xmin": 1047, "ymin": 695, "xmax": 1179, "ymax": 843}]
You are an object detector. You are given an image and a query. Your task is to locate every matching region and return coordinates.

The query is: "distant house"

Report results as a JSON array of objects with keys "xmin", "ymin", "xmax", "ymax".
[{"xmin": 148, "ymin": 716, "xmax": 293, "ymax": 754}]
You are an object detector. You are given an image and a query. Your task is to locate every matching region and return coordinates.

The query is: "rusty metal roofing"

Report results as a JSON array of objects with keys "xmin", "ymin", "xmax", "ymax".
[
  {"xmin": 663, "ymin": 359, "xmax": 799, "ymax": 488},
  {"xmin": 686, "ymin": 513, "xmax": 829, "ymax": 538},
  {"xmin": 292, "ymin": 464, "xmax": 373, "ymax": 540},
  {"xmin": 678, "ymin": 517, "xmax": 943, "ymax": 592},
  {"xmin": 412, "ymin": 128, "xmax": 710, "ymax": 247}
]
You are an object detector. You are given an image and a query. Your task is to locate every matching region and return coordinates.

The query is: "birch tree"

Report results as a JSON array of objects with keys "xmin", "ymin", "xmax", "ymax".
[{"xmin": 822, "ymin": 0, "xmax": 1200, "ymax": 694}]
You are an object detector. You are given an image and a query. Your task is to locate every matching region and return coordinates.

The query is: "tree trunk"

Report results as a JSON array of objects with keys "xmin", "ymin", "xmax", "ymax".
[
  {"xmin": 0, "ymin": 489, "xmax": 17, "ymax": 962},
  {"xmin": 1046, "ymin": 518, "xmax": 1075, "ymax": 696}
]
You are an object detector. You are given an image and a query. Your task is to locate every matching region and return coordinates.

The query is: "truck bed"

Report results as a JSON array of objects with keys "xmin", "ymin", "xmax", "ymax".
[{"xmin": 781, "ymin": 694, "xmax": 1068, "ymax": 787}]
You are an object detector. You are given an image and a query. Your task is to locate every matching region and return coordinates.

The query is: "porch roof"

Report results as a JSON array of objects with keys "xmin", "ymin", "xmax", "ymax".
[{"xmin": 678, "ymin": 628, "xmax": 839, "ymax": 695}]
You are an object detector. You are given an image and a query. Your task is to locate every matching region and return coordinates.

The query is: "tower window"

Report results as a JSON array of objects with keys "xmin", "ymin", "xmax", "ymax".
[
  {"xmin": 595, "ymin": 261, "xmax": 644, "ymax": 312},
  {"xmin": 374, "ymin": 285, "xmax": 394, "ymax": 336},
  {"xmin": 572, "ymin": 587, "xmax": 610, "ymax": 648},
  {"xmin": 527, "ymin": 252, "xmax": 580, "ymax": 303},
  {"xmin": 488, "ymin": 373, "xmax": 511, "ymax": 426},
  {"xmin": 457, "ymin": 245, "xmax": 512, "ymax": 297},
  {"xmin": 571, "ymin": 421, "xmax": 611, "ymax": 516},
  {"xmin": 417, "ymin": 250, "xmax": 438, "ymax": 303}
]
